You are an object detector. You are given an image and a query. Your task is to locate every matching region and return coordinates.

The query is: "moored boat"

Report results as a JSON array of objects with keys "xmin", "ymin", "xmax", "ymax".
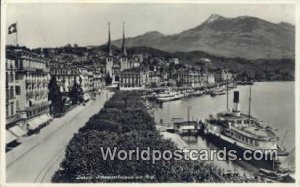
[
  {"xmin": 257, "ymin": 168, "xmax": 291, "ymax": 182},
  {"xmin": 210, "ymin": 86, "xmax": 226, "ymax": 97},
  {"xmin": 228, "ymin": 83, "xmax": 237, "ymax": 89},
  {"xmin": 202, "ymin": 85, "xmax": 289, "ymax": 168},
  {"xmin": 237, "ymin": 80, "xmax": 254, "ymax": 86},
  {"xmin": 156, "ymin": 90, "xmax": 183, "ymax": 102}
]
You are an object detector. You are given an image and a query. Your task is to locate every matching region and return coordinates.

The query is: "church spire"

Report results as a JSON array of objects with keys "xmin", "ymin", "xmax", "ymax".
[
  {"xmin": 121, "ymin": 22, "xmax": 127, "ymax": 56},
  {"xmin": 107, "ymin": 22, "xmax": 112, "ymax": 56}
]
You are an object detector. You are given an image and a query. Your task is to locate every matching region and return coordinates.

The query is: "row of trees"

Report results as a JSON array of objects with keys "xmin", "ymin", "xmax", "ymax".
[
  {"xmin": 52, "ymin": 91, "xmax": 261, "ymax": 183},
  {"xmin": 48, "ymin": 76, "xmax": 84, "ymax": 115}
]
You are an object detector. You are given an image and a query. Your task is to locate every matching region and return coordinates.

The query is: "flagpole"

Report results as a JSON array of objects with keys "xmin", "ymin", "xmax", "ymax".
[{"xmin": 16, "ymin": 21, "xmax": 18, "ymax": 46}]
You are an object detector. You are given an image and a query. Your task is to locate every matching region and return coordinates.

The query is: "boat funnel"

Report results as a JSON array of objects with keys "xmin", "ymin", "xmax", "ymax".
[{"xmin": 233, "ymin": 91, "xmax": 240, "ymax": 115}]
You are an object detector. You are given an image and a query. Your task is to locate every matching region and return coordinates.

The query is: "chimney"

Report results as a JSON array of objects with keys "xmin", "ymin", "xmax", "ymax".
[{"xmin": 233, "ymin": 91, "xmax": 240, "ymax": 114}]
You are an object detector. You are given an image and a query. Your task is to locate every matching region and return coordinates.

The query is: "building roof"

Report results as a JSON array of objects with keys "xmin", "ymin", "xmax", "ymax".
[{"xmin": 6, "ymin": 46, "xmax": 48, "ymax": 63}]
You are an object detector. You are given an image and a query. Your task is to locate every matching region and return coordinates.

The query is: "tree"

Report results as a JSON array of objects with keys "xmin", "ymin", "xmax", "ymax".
[
  {"xmin": 53, "ymin": 91, "xmax": 258, "ymax": 183},
  {"xmin": 149, "ymin": 82, "xmax": 157, "ymax": 88},
  {"xmin": 115, "ymin": 75, "xmax": 119, "ymax": 82},
  {"xmin": 168, "ymin": 62, "xmax": 175, "ymax": 74},
  {"xmin": 48, "ymin": 76, "xmax": 64, "ymax": 114},
  {"xmin": 159, "ymin": 67, "xmax": 165, "ymax": 74},
  {"xmin": 105, "ymin": 73, "xmax": 112, "ymax": 85},
  {"xmin": 69, "ymin": 77, "xmax": 83, "ymax": 104}
]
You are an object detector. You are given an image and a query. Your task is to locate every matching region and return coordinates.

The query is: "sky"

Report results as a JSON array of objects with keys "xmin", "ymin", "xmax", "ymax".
[{"xmin": 5, "ymin": 3, "xmax": 295, "ymax": 48}]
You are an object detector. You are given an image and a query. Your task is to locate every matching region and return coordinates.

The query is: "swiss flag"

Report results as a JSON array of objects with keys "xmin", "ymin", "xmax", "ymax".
[{"xmin": 8, "ymin": 23, "xmax": 17, "ymax": 34}]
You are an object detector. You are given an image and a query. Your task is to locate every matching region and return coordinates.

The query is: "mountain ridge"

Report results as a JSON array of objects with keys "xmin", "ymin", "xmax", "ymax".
[{"xmin": 112, "ymin": 14, "xmax": 295, "ymax": 60}]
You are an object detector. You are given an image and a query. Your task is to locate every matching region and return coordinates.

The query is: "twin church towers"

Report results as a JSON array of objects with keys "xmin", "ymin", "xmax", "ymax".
[{"xmin": 105, "ymin": 22, "xmax": 133, "ymax": 82}]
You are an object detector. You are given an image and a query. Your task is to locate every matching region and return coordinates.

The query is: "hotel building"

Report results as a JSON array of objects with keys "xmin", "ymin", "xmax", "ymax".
[{"xmin": 6, "ymin": 46, "xmax": 52, "ymax": 148}]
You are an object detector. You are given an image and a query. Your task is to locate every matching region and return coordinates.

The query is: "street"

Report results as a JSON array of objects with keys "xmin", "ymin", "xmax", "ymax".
[{"xmin": 6, "ymin": 90, "xmax": 113, "ymax": 183}]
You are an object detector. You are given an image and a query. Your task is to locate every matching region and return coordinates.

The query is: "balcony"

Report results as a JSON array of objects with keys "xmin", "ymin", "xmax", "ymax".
[
  {"xmin": 17, "ymin": 66, "xmax": 49, "ymax": 74},
  {"xmin": 6, "ymin": 113, "xmax": 21, "ymax": 125},
  {"xmin": 24, "ymin": 101, "xmax": 51, "ymax": 112},
  {"xmin": 7, "ymin": 95, "xmax": 16, "ymax": 100},
  {"xmin": 25, "ymin": 79, "xmax": 33, "ymax": 84},
  {"xmin": 36, "ymin": 68, "xmax": 50, "ymax": 73},
  {"xmin": 17, "ymin": 66, "xmax": 36, "ymax": 72}
]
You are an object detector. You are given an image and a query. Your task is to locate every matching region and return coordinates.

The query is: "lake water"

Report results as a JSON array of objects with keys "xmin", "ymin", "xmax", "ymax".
[{"xmin": 153, "ymin": 82, "xmax": 295, "ymax": 175}]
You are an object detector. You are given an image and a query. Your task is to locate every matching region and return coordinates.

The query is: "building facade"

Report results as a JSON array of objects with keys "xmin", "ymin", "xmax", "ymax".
[
  {"xmin": 119, "ymin": 69, "xmax": 145, "ymax": 90},
  {"xmin": 170, "ymin": 70, "xmax": 204, "ymax": 87},
  {"xmin": 214, "ymin": 70, "xmax": 233, "ymax": 83},
  {"xmin": 49, "ymin": 62, "xmax": 83, "ymax": 95},
  {"xmin": 6, "ymin": 46, "xmax": 52, "ymax": 147}
]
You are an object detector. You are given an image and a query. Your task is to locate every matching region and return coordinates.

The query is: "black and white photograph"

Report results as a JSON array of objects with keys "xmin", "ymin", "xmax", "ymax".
[{"xmin": 1, "ymin": 1, "xmax": 298, "ymax": 185}]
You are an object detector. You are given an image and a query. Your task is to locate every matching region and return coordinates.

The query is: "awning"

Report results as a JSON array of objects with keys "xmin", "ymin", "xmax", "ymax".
[
  {"xmin": 9, "ymin": 125, "xmax": 27, "ymax": 137},
  {"xmin": 179, "ymin": 126, "xmax": 196, "ymax": 130},
  {"xmin": 27, "ymin": 114, "xmax": 52, "ymax": 130},
  {"xmin": 47, "ymin": 114, "xmax": 53, "ymax": 122},
  {"xmin": 27, "ymin": 117, "xmax": 41, "ymax": 130},
  {"xmin": 39, "ymin": 114, "xmax": 52, "ymax": 124},
  {"xmin": 6, "ymin": 131, "xmax": 17, "ymax": 144},
  {"xmin": 83, "ymin": 94, "xmax": 90, "ymax": 101},
  {"xmin": 41, "ymin": 115, "xmax": 48, "ymax": 123},
  {"xmin": 28, "ymin": 99, "xmax": 35, "ymax": 105}
]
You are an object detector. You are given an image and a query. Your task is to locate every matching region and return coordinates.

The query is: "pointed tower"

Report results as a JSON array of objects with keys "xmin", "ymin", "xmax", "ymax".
[
  {"xmin": 121, "ymin": 22, "xmax": 127, "ymax": 56},
  {"xmin": 106, "ymin": 22, "xmax": 113, "ymax": 78},
  {"xmin": 120, "ymin": 22, "xmax": 128, "ymax": 71},
  {"xmin": 107, "ymin": 22, "xmax": 113, "ymax": 57}
]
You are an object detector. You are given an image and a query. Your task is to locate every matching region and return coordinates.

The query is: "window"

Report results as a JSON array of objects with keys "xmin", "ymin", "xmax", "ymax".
[
  {"xmin": 7, "ymin": 87, "xmax": 10, "ymax": 99},
  {"xmin": 10, "ymin": 72, "xmax": 14, "ymax": 82},
  {"xmin": 10, "ymin": 102, "xmax": 14, "ymax": 116},
  {"xmin": 6, "ymin": 104, "xmax": 9, "ymax": 117},
  {"xmin": 15, "ymin": 60, "xmax": 18, "ymax": 68},
  {"xmin": 16, "ymin": 86, "xmax": 21, "ymax": 95},
  {"xmin": 20, "ymin": 60, "xmax": 23, "ymax": 69},
  {"xmin": 16, "ymin": 100, "xmax": 20, "ymax": 110},
  {"xmin": 10, "ymin": 86, "xmax": 14, "ymax": 98},
  {"xmin": 6, "ymin": 72, "xmax": 9, "ymax": 83}
]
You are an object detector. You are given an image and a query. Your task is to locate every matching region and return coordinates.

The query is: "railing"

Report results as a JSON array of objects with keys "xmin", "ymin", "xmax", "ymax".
[
  {"xmin": 18, "ymin": 65, "xmax": 49, "ymax": 73},
  {"xmin": 25, "ymin": 79, "xmax": 33, "ymax": 84},
  {"xmin": 6, "ymin": 113, "xmax": 21, "ymax": 125}
]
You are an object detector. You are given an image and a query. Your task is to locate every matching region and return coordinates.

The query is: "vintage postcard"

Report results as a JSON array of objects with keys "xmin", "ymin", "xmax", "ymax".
[{"xmin": 0, "ymin": 0, "xmax": 298, "ymax": 186}]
